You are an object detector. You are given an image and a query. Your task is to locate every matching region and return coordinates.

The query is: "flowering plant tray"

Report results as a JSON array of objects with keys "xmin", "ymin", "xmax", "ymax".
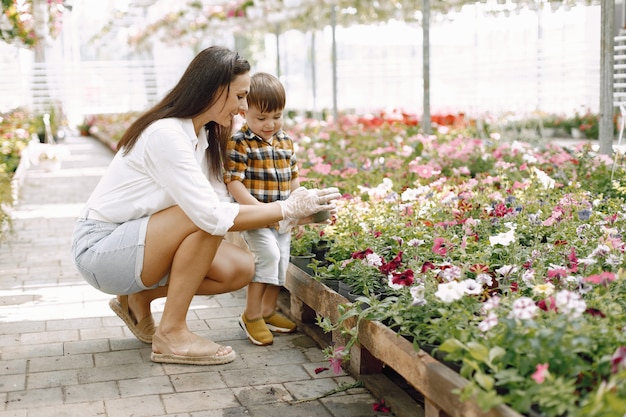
[{"xmin": 284, "ymin": 264, "xmax": 523, "ymax": 417}]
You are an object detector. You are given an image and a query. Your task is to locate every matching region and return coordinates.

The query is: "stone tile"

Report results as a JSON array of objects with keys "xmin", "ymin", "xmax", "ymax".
[
  {"xmin": 93, "ymin": 349, "xmax": 143, "ymax": 367},
  {"xmin": 64, "ymin": 381, "xmax": 119, "ymax": 404},
  {"xmin": 78, "ymin": 362, "xmax": 164, "ymax": 384},
  {"xmin": 0, "ymin": 321, "xmax": 45, "ymax": 335},
  {"xmin": 0, "ymin": 374, "xmax": 25, "ymax": 393},
  {"xmin": 19, "ymin": 329, "xmax": 79, "ymax": 345},
  {"xmin": 302, "ymin": 361, "xmax": 347, "ymax": 378},
  {"xmin": 194, "ymin": 306, "xmax": 243, "ymax": 320},
  {"xmin": 320, "ymin": 393, "xmax": 385, "ymax": 416},
  {"xmin": 169, "ymin": 371, "xmax": 227, "ymax": 392},
  {"xmin": 0, "ymin": 359, "xmax": 26, "ymax": 376},
  {"xmin": 117, "ymin": 376, "xmax": 174, "ymax": 397},
  {"xmin": 239, "ymin": 347, "xmax": 308, "ymax": 367},
  {"xmin": 27, "ymin": 369, "xmax": 78, "ymax": 389},
  {"xmin": 46, "ymin": 317, "xmax": 101, "ymax": 331},
  {"xmin": 231, "ymin": 383, "xmax": 293, "ymax": 405},
  {"xmin": 221, "ymin": 364, "xmax": 310, "ymax": 388},
  {"xmin": 80, "ymin": 326, "xmax": 124, "ymax": 341},
  {"xmin": 161, "ymin": 388, "xmax": 240, "ymax": 414},
  {"xmin": 247, "ymin": 400, "xmax": 333, "ymax": 417},
  {"xmin": 28, "ymin": 353, "xmax": 93, "ymax": 373},
  {"xmin": 104, "ymin": 395, "xmax": 166, "ymax": 417},
  {"xmin": 24, "ymin": 401, "xmax": 105, "ymax": 417},
  {"xmin": 283, "ymin": 377, "xmax": 347, "ymax": 401},
  {"xmin": 0, "ymin": 343, "xmax": 63, "ymax": 360},
  {"xmin": 109, "ymin": 337, "xmax": 149, "ymax": 352},
  {"xmin": 5, "ymin": 387, "xmax": 63, "ymax": 410},
  {"xmin": 63, "ymin": 339, "xmax": 110, "ymax": 355},
  {"xmin": 189, "ymin": 408, "xmax": 248, "ymax": 417},
  {"xmin": 0, "ymin": 409, "xmax": 27, "ymax": 417}
]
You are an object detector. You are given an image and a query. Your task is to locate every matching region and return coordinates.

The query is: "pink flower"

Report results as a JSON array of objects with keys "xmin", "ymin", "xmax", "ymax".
[
  {"xmin": 531, "ymin": 363, "xmax": 549, "ymax": 384},
  {"xmin": 432, "ymin": 237, "xmax": 447, "ymax": 256},
  {"xmin": 584, "ymin": 272, "xmax": 616, "ymax": 285},
  {"xmin": 409, "ymin": 163, "xmax": 440, "ymax": 178},
  {"xmin": 329, "ymin": 346, "xmax": 346, "ymax": 374}
]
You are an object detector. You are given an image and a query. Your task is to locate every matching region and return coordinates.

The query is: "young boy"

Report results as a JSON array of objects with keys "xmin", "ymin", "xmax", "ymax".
[{"xmin": 224, "ymin": 72, "xmax": 299, "ymax": 346}]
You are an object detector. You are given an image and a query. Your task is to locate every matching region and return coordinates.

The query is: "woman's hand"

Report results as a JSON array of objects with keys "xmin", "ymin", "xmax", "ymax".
[{"xmin": 278, "ymin": 187, "xmax": 340, "ymax": 220}]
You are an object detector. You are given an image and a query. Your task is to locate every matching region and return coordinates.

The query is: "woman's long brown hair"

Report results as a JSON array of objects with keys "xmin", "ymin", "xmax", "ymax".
[{"xmin": 117, "ymin": 46, "xmax": 251, "ymax": 177}]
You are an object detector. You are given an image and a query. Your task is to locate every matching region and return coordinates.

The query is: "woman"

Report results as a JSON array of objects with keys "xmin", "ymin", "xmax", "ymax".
[{"xmin": 71, "ymin": 46, "xmax": 339, "ymax": 366}]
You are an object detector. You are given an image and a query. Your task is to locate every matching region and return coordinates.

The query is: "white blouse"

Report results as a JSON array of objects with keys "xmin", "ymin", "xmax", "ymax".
[{"xmin": 81, "ymin": 118, "xmax": 239, "ymax": 236}]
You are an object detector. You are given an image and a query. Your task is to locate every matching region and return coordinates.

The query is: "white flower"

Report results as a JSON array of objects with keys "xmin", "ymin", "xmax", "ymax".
[
  {"xmin": 496, "ymin": 264, "xmax": 518, "ymax": 277},
  {"xmin": 482, "ymin": 295, "xmax": 501, "ymax": 312},
  {"xmin": 364, "ymin": 252, "xmax": 383, "ymax": 267},
  {"xmin": 522, "ymin": 269, "xmax": 536, "ymax": 286},
  {"xmin": 555, "ymin": 290, "xmax": 586, "ymax": 319},
  {"xmin": 410, "ymin": 284, "xmax": 426, "ymax": 306},
  {"xmin": 461, "ymin": 278, "xmax": 482, "ymax": 295},
  {"xmin": 407, "ymin": 238, "xmax": 425, "ymax": 247},
  {"xmin": 511, "ymin": 297, "xmax": 538, "ymax": 320},
  {"xmin": 476, "ymin": 273, "xmax": 493, "ymax": 286},
  {"xmin": 533, "ymin": 167, "xmax": 555, "ymax": 189},
  {"xmin": 532, "ymin": 282, "xmax": 555, "ymax": 296},
  {"xmin": 489, "ymin": 226, "xmax": 516, "ymax": 246},
  {"xmin": 434, "ymin": 281, "xmax": 465, "ymax": 303},
  {"xmin": 439, "ymin": 265, "xmax": 462, "ymax": 282},
  {"xmin": 478, "ymin": 312, "xmax": 499, "ymax": 332}
]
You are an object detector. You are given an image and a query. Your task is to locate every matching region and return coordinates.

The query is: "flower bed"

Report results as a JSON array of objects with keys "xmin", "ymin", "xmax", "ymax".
[
  {"xmin": 0, "ymin": 108, "xmax": 35, "ymax": 237},
  {"xmin": 290, "ymin": 111, "xmax": 626, "ymax": 417}
]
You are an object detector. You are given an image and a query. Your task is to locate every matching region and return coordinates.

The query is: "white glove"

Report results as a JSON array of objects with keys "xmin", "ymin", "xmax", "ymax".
[
  {"xmin": 278, "ymin": 218, "xmax": 299, "ymax": 234},
  {"xmin": 278, "ymin": 187, "xmax": 341, "ymax": 220}
]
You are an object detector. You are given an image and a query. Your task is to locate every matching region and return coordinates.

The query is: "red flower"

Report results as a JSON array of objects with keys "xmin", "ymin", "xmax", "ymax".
[
  {"xmin": 372, "ymin": 399, "xmax": 391, "ymax": 412},
  {"xmin": 380, "ymin": 251, "xmax": 403, "ymax": 275},
  {"xmin": 351, "ymin": 248, "xmax": 373, "ymax": 260},
  {"xmin": 391, "ymin": 269, "xmax": 414, "ymax": 287},
  {"xmin": 314, "ymin": 367, "xmax": 329, "ymax": 374},
  {"xmin": 421, "ymin": 261, "xmax": 435, "ymax": 273},
  {"xmin": 537, "ymin": 296, "xmax": 557, "ymax": 312}
]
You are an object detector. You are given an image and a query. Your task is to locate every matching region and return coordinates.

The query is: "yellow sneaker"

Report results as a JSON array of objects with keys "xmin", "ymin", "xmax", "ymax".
[
  {"xmin": 239, "ymin": 314, "xmax": 273, "ymax": 346},
  {"xmin": 264, "ymin": 312, "xmax": 297, "ymax": 333}
]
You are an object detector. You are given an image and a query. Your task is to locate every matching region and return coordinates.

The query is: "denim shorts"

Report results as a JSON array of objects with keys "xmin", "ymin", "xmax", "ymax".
[
  {"xmin": 242, "ymin": 228, "xmax": 290, "ymax": 286},
  {"xmin": 71, "ymin": 217, "xmax": 168, "ymax": 295}
]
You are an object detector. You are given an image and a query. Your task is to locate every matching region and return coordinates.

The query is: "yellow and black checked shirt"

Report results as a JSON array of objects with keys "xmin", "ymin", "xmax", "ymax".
[{"xmin": 223, "ymin": 124, "xmax": 299, "ymax": 203}]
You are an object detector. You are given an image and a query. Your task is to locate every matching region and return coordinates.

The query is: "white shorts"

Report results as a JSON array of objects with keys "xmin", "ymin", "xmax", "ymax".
[
  {"xmin": 242, "ymin": 228, "xmax": 291, "ymax": 286},
  {"xmin": 71, "ymin": 217, "xmax": 169, "ymax": 295}
]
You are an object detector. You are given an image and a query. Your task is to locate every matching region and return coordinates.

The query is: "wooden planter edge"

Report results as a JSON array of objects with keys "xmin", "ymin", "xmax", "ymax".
[{"xmin": 285, "ymin": 264, "xmax": 523, "ymax": 417}]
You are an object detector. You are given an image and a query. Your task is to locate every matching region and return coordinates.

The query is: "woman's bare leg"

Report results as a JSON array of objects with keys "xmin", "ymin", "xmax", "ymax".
[{"xmin": 139, "ymin": 206, "xmax": 229, "ymax": 355}]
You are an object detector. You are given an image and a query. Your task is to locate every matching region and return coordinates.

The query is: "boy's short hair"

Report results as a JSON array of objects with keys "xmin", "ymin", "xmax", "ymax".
[{"xmin": 248, "ymin": 72, "xmax": 285, "ymax": 113}]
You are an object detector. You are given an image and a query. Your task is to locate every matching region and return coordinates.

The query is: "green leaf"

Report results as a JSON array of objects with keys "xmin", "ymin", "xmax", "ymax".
[
  {"xmin": 467, "ymin": 341, "xmax": 489, "ymax": 363},
  {"xmin": 474, "ymin": 371, "xmax": 495, "ymax": 391},
  {"xmin": 438, "ymin": 338, "xmax": 466, "ymax": 353}
]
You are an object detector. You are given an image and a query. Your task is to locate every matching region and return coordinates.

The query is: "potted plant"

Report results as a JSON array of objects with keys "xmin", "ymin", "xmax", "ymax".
[{"xmin": 290, "ymin": 226, "xmax": 318, "ymax": 274}]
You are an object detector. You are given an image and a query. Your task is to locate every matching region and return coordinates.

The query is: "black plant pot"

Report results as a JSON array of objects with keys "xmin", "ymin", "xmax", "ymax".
[{"xmin": 290, "ymin": 254, "xmax": 315, "ymax": 275}]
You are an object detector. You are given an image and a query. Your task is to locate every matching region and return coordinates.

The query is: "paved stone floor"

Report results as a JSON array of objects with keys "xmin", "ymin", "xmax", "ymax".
[{"xmin": 0, "ymin": 135, "xmax": 397, "ymax": 417}]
